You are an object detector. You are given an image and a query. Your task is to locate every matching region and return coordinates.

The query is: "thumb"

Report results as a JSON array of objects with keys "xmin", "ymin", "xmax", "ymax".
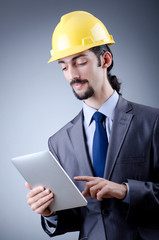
[{"xmin": 25, "ymin": 182, "xmax": 32, "ymax": 190}]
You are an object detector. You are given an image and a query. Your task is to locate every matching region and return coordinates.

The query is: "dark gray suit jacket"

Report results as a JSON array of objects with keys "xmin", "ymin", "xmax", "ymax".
[{"xmin": 42, "ymin": 96, "xmax": 159, "ymax": 240}]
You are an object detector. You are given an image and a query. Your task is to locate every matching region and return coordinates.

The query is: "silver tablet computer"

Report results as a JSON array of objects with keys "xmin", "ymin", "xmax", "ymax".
[{"xmin": 11, "ymin": 150, "xmax": 87, "ymax": 211}]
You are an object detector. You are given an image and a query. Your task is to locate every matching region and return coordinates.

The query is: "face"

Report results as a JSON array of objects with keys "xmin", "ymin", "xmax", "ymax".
[{"xmin": 58, "ymin": 50, "xmax": 107, "ymax": 100}]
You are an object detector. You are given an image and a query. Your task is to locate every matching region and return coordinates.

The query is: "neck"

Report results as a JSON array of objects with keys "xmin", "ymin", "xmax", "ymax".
[{"xmin": 84, "ymin": 84, "xmax": 114, "ymax": 110}]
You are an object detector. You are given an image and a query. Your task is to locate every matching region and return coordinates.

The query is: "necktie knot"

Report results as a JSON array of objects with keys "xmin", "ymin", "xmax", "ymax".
[{"xmin": 93, "ymin": 112, "xmax": 105, "ymax": 122}]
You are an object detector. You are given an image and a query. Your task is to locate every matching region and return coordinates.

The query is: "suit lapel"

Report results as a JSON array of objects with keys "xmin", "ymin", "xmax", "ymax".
[
  {"xmin": 104, "ymin": 97, "xmax": 134, "ymax": 180},
  {"xmin": 67, "ymin": 111, "xmax": 94, "ymax": 176}
]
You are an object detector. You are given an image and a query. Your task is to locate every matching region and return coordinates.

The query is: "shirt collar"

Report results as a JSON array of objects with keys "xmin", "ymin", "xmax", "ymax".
[{"xmin": 82, "ymin": 91, "xmax": 119, "ymax": 126}]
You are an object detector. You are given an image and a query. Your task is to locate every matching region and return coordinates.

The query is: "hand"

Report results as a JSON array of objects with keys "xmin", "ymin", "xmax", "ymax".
[
  {"xmin": 25, "ymin": 182, "xmax": 54, "ymax": 217},
  {"xmin": 74, "ymin": 176, "xmax": 127, "ymax": 201}
]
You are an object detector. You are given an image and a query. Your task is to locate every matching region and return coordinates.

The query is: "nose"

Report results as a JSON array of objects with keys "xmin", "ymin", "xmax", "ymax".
[{"xmin": 68, "ymin": 65, "xmax": 80, "ymax": 80}]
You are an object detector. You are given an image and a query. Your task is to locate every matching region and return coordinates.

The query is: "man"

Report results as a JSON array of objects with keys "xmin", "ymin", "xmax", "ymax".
[{"xmin": 26, "ymin": 11, "xmax": 159, "ymax": 240}]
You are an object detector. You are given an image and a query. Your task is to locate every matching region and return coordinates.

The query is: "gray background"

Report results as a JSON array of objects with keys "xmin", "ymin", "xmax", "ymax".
[{"xmin": 0, "ymin": 0, "xmax": 159, "ymax": 239}]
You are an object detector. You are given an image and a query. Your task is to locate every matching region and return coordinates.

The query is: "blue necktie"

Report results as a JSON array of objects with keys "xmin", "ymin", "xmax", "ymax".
[{"xmin": 92, "ymin": 112, "xmax": 108, "ymax": 178}]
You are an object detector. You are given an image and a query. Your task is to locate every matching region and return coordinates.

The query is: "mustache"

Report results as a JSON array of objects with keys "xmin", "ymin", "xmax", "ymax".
[{"xmin": 70, "ymin": 79, "xmax": 88, "ymax": 86}]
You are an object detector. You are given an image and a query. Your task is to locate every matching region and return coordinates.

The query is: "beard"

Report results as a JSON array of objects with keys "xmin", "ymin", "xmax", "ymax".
[{"xmin": 70, "ymin": 79, "xmax": 95, "ymax": 100}]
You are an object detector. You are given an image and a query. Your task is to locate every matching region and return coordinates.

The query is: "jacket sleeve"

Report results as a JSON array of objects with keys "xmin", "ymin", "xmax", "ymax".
[
  {"xmin": 127, "ymin": 114, "xmax": 159, "ymax": 224},
  {"xmin": 41, "ymin": 137, "xmax": 81, "ymax": 237},
  {"xmin": 41, "ymin": 208, "xmax": 81, "ymax": 237}
]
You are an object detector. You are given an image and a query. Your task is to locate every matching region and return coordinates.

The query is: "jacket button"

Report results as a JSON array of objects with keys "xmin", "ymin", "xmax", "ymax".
[{"xmin": 102, "ymin": 209, "xmax": 110, "ymax": 216}]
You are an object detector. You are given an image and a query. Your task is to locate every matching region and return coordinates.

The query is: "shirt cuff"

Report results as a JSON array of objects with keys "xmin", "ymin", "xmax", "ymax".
[
  {"xmin": 122, "ymin": 182, "xmax": 130, "ymax": 203},
  {"xmin": 43, "ymin": 214, "xmax": 58, "ymax": 234}
]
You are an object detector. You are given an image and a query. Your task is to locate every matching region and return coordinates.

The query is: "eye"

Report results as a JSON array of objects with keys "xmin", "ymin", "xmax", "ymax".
[
  {"xmin": 77, "ymin": 61, "xmax": 87, "ymax": 66},
  {"xmin": 62, "ymin": 67, "xmax": 67, "ymax": 71},
  {"xmin": 60, "ymin": 64, "xmax": 67, "ymax": 71}
]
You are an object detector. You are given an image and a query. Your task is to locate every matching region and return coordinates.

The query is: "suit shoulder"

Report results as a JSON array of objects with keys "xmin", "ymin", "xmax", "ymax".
[
  {"xmin": 48, "ymin": 110, "xmax": 83, "ymax": 143},
  {"xmin": 128, "ymin": 100, "xmax": 159, "ymax": 115},
  {"xmin": 118, "ymin": 96, "xmax": 159, "ymax": 115},
  {"xmin": 118, "ymin": 96, "xmax": 159, "ymax": 117}
]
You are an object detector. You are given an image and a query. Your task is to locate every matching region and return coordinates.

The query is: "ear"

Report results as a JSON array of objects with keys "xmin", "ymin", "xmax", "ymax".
[{"xmin": 101, "ymin": 51, "xmax": 112, "ymax": 69}]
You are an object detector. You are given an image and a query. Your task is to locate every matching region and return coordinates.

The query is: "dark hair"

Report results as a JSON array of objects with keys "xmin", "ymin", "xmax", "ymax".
[{"xmin": 89, "ymin": 44, "xmax": 122, "ymax": 95}]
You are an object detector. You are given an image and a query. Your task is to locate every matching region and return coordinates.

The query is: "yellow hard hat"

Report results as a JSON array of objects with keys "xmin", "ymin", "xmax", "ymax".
[{"xmin": 48, "ymin": 11, "xmax": 115, "ymax": 63}]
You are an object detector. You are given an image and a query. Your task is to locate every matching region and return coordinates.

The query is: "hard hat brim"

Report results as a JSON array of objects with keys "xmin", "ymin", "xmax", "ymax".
[{"xmin": 48, "ymin": 40, "xmax": 115, "ymax": 63}]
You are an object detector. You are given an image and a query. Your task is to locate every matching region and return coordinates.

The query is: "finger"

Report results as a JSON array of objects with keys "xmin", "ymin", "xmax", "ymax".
[
  {"xmin": 74, "ymin": 176, "xmax": 96, "ymax": 182},
  {"xmin": 35, "ymin": 198, "xmax": 54, "ymax": 215},
  {"xmin": 97, "ymin": 186, "xmax": 109, "ymax": 201},
  {"xmin": 82, "ymin": 189, "xmax": 90, "ymax": 198},
  {"xmin": 88, "ymin": 180, "xmax": 105, "ymax": 199},
  {"xmin": 25, "ymin": 182, "xmax": 32, "ymax": 190},
  {"xmin": 97, "ymin": 191, "xmax": 104, "ymax": 201},
  {"xmin": 89, "ymin": 184, "xmax": 102, "ymax": 199},
  {"xmin": 96, "ymin": 184, "xmax": 114, "ymax": 200},
  {"xmin": 27, "ymin": 189, "xmax": 53, "ymax": 206},
  {"xmin": 82, "ymin": 182, "xmax": 92, "ymax": 197},
  {"xmin": 82, "ymin": 179, "xmax": 107, "ymax": 199},
  {"xmin": 82, "ymin": 179, "xmax": 99, "ymax": 197},
  {"xmin": 27, "ymin": 186, "xmax": 45, "ymax": 199},
  {"xmin": 31, "ymin": 192, "xmax": 54, "ymax": 212}
]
